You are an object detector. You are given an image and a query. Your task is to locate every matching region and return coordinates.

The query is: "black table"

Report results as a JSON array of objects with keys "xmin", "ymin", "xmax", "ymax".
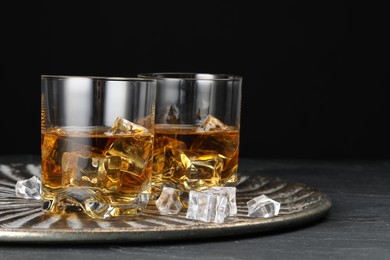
[{"xmin": 0, "ymin": 155, "xmax": 389, "ymax": 260}]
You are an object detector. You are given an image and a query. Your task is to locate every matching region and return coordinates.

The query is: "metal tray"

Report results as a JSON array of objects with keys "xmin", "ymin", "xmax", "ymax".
[{"xmin": 0, "ymin": 161, "xmax": 331, "ymax": 243}]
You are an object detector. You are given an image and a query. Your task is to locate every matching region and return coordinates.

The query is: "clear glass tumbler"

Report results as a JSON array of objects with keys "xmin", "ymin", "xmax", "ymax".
[
  {"xmin": 41, "ymin": 75, "xmax": 156, "ymax": 219},
  {"xmin": 138, "ymin": 72, "xmax": 242, "ymax": 206}
]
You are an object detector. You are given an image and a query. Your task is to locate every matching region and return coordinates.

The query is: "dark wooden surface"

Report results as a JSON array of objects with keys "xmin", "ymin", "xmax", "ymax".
[{"xmin": 0, "ymin": 155, "xmax": 389, "ymax": 260}]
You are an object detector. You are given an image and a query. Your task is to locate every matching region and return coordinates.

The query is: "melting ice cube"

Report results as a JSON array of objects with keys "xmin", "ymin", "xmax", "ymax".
[
  {"xmin": 247, "ymin": 194, "xmax": 281, "ymax": 218},
  {"xmin": 155, "ymin": 186, "xmax": 183, "ymax": 215},
  {"xmin": 15, "ymin": 176, "xmax": 42, "ymax": 200}
]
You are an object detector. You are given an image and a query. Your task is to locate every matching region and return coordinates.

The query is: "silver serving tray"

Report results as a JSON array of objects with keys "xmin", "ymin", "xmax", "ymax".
[{"xmin": 0, "ymin": 162, "xmax": 331, "ymax": 243}]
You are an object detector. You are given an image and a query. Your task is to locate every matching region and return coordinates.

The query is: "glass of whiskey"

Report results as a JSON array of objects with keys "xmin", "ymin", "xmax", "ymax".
[
  {"xmin": 40, "ymin": 75, "xmax": 156, "ymax": 219},
  {"xmin": 138, "ymin": 73, "xmax": 242, "ymax": 206}
]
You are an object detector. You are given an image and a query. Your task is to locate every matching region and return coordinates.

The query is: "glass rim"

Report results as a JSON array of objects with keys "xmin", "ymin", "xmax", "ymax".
[
  {"xmin": 137, "ymin": 72, "xmax": 242, "ymax": 81},
  {"xmin": 41, "ymin": 75, "xmax": 156, "ymax": 82}
]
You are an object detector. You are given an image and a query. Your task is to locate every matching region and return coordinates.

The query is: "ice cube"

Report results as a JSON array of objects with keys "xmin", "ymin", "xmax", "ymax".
[
  {"xmin": 170, "ymin": 149, "xmax": 223, "ymax": 191},
  {"xmin": 198, "ymin": 115, "xmax": 230, "ymax": 132},
  {"xmin": 247, "ymin": 194, "xmax": 281, "ymax": 218},
  {"xmin": 204, "ymin": 186, "xmax": 237, "ymax": 216},
  {"xmin": 155, "ymin": 186, "xmax": 183, "ymax": 215},
  {"xmin": 106, "ymin": 117, "xmax": 148, "ymax": 135},
  {"xmin": 186, "ymin": 190, "xmax": 228, "ymax": 223},
  {"xmin": 62, "ymin": 152, "xmax": 121, "ymax": 189},
  {"xmin": 106, "ymin": 135, "xmax": 153, "ymax": 177},
  {"xmin": 153, "ymin": 136, "xmax": 187, "ymax": 175},
  {"xmin": 15, "ymin": 176, "xmax": 42, "ymax": 200}
]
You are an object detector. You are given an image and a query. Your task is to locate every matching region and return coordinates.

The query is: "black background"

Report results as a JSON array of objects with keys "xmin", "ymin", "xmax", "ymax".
[{"xmin": 2, "ymin": 1, "xmax": 388, "ymax": 160}]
